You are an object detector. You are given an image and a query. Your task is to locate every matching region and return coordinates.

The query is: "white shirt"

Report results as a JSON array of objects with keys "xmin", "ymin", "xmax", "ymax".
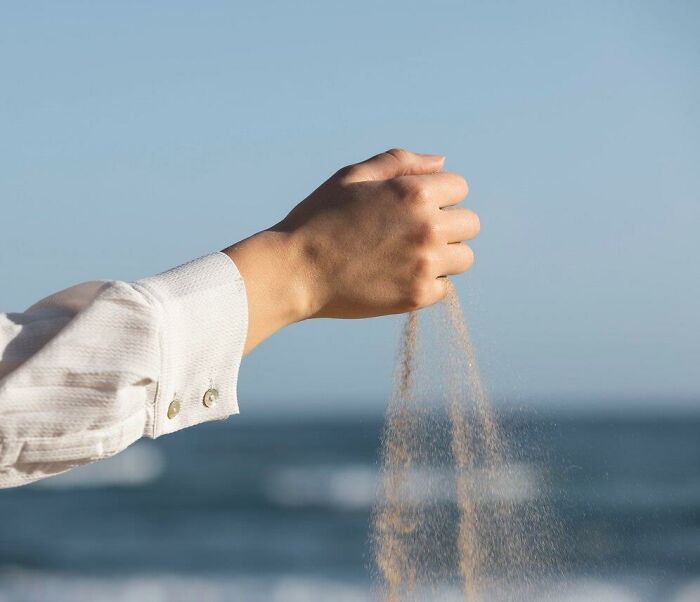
[{"xmin": 0, "ymin": 252, "xmax": 248, "ymax": 489}]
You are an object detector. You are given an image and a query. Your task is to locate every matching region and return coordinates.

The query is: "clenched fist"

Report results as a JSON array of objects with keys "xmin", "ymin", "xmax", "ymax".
[{"xmin": 224, "ymin": 149, "xmax": 480, "ymax": 353}]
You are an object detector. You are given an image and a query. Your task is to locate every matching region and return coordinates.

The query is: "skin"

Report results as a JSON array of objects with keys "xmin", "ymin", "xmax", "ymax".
[{"xmin": 223, "ymin": 148, "xmax": 480, "ymax": 354}]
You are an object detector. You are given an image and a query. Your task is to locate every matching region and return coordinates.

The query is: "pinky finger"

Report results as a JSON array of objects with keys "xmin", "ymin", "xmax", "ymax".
[{"xmin": 439, "ymin": 243, "xmax": 475, "ymax": 276}]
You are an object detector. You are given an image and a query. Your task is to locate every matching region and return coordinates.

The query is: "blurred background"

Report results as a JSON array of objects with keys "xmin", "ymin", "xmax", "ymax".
[{"xmin": 1, "ymin": 1, "xmax": 698, "ymax": 600}]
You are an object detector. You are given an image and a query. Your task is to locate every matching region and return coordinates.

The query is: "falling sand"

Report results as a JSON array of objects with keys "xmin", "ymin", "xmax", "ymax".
[{"xmin": 372, "ymin": 283, "xmax": 560, "ymax": 601}]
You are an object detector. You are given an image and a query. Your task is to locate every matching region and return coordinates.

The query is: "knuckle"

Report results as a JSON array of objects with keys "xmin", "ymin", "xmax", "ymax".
[
  {"xmin": 411, "ymin": 182, "xmax": 430, "ymax": 205},
  {"xmin": 386, "ymin": 147, "xmax": 409, "ymax": 162},
  {"xmin": 335, "ymin": 165, "xmax": 358, "ymax": 182},
  {"xmin": 414, "ymin": 218, "xmax": 440, "ymax": 245},
  {"xmin": 414, "ymin": 251, "xmax": 435, "ymax": 277},
  {"xmin": 396, "ymin": 178, "xmax": 429, "ymax": 205},
  {"xmin": 405, "ymin": 280, "xmax": 432, "ymax": 310},
  {"xmin": 390, "ymin": 178, "xmax": 416, "ymax": 201}
]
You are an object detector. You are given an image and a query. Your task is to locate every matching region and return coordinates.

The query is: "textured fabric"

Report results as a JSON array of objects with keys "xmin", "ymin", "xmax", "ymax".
[{"xmin": 0, "ymin": 252, "xmax": 248, "ymax": 489}]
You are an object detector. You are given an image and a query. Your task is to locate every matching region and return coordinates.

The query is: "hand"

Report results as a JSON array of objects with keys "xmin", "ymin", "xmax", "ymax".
[{"xmin": 224, "ymin": 148, "xmax": 479, "ymax": 353}]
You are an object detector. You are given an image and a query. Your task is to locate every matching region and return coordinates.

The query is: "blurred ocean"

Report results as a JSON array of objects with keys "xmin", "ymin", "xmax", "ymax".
[{"xmin": 1, "ymin": 410, "xmax": 698, "ymax": 602}]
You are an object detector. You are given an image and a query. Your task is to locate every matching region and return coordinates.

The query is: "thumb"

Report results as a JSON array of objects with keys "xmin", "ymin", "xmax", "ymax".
[{"xmin": 342, "ymin": 148, "xmax": 445, "ymax": 182}]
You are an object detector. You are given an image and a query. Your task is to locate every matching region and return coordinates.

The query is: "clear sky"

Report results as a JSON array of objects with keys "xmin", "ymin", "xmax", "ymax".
[{"xmin": 2, "ymin": 1, "xmax": 698, "ymax": 415}]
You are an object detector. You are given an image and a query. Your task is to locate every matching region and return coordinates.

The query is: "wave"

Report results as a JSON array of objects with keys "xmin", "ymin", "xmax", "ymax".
[
  {"xmin": 263, "ymin": 462, "xmax": 540, "ymax": 509},
  {"xmin": 0, "ymin": 571, "xmax": 695, "ymax": 602}
]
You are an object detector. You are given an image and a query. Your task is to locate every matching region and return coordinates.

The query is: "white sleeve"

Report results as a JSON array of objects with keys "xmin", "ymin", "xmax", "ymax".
[{"xmin": 0, "ymin": 252, "xmax": 248, "ymax": 489}]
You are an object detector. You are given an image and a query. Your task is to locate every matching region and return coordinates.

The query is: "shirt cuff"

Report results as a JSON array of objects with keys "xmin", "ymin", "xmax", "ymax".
[{"xmin": 133, "ymin": 251, "xmax": 248, "ymax": 438}]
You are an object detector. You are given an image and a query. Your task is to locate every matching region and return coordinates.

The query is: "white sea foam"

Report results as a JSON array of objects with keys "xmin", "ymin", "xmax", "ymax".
[
  {"xmin": 264, "ymin": 462, "xmax": 540, "ymax": 509},
  {"xmin": 0, "ymin": 571, "xmax": 685, "ymax": 602},
  {"xmin": 672, "ymin": 579, "xmax": 700, "ymax": 602},
  {"xmin": 264, "ymin": 464, "xmax": 377, "ymax": 509}
]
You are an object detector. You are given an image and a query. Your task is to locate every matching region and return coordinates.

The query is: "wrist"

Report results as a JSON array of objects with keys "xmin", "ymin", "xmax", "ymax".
[{"xmin": 223, "ymin": 229, "xmax": 316, "ymax": 353}]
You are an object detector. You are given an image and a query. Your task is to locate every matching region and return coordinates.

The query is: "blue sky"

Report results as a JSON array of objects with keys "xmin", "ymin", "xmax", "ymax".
[{"xmin": 1, "ymin": 1, "xmax": 698, "ymax": 414}]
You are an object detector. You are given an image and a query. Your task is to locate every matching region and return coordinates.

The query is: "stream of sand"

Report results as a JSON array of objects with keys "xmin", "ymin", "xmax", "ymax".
[{"xmin": 372, "ymin": 284, "xmax": 559, "ymax": 601}]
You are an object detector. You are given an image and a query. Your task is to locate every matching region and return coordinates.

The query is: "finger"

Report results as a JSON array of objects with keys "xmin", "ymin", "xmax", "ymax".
[
  {"xmin": 438, "ymin": 207, "xmax": 480, "ymax": 243},
  {"xmin": 397, "ymin": 171, "xmax": 469, "ymax": 208},
  {"xmin": 419, "ymin": 277, "xmax": 451, "ymax": 309},
  {"xmin": 343, "ymin": 148, "xmax": 444, "ymax": 182},
  {"xmin": 433, "ymin": 277, "xmax": 450, "ymax": 303},
  {"xmin": 437, "ymin": 243, "xmax": 475, "ymax": 276}
]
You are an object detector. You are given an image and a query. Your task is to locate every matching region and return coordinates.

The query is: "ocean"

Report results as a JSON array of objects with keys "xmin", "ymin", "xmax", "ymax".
[{"xmin": 0, "ymin": 409, "xmax": 698, "ymax": 601}]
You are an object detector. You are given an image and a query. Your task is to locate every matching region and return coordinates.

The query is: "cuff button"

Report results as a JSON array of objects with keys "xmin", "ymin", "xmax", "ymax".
[
  {"xmin": 203, "ymin": 388, "xmax": 219, "ymax": 408},
  {"xmin": 167, "ymin": 397, "xmax": 181, "ymax": 419}
]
